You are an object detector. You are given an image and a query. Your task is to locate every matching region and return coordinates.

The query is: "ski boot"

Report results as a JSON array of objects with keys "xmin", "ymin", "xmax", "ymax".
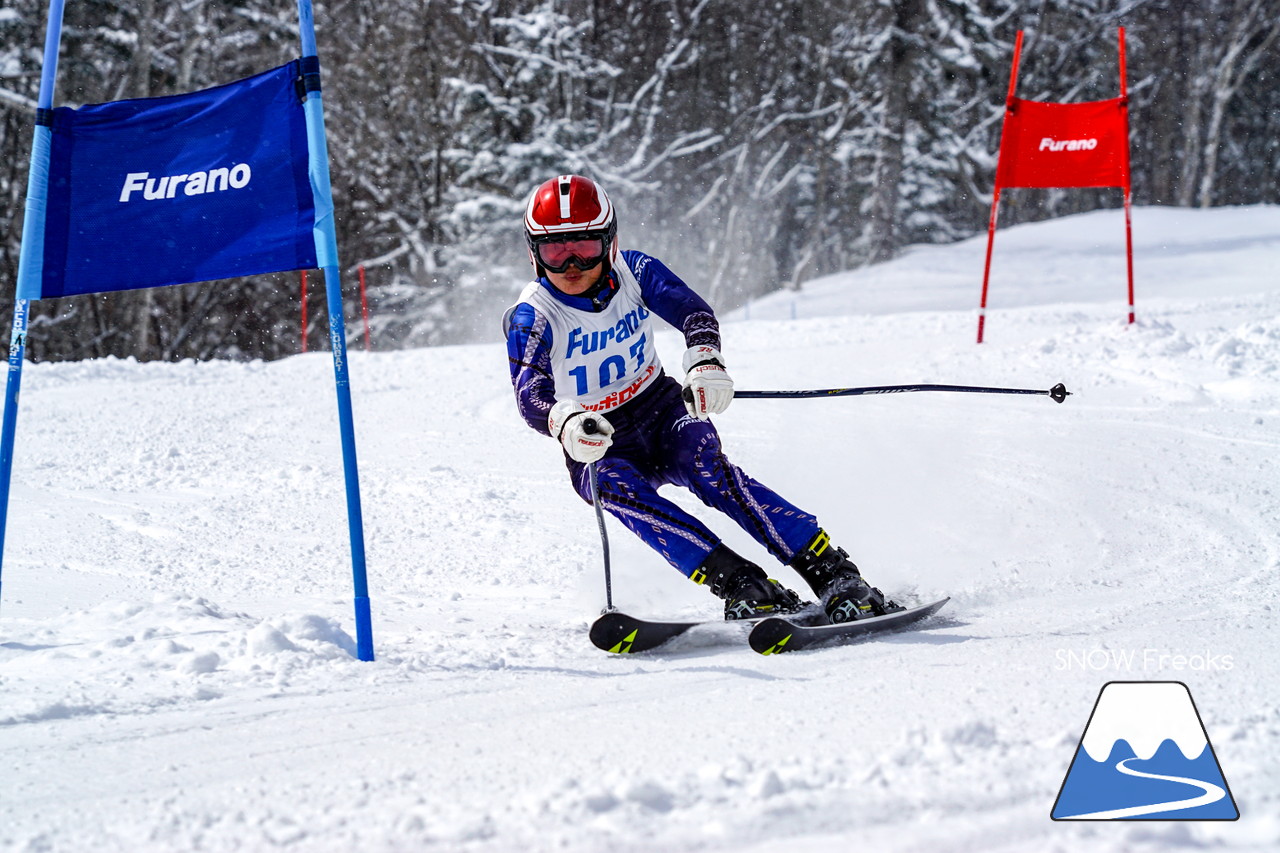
[
  {"xmin": 693, "ymin": 544, "xmax": 806, "ymax": 621},
  {"xmin": 787, "ymin": 530, "xmax": 902, "ymax": 624}
]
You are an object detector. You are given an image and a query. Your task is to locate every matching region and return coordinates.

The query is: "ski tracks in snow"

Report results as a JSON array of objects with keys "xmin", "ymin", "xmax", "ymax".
[{"xmin": 3, "ymin": 208, "xmax": 1280, "ymax": 852}]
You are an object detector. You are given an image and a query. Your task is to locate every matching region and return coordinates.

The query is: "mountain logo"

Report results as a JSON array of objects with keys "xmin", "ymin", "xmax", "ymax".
[{"xmin": 1052, "ymin": 681, "xmax": 1239, "ymax": 820}]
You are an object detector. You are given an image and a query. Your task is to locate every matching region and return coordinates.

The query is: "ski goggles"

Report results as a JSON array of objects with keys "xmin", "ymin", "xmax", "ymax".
[{"xmin": 533, "ymin": 235, "xmax": 607, "ymax": 273}]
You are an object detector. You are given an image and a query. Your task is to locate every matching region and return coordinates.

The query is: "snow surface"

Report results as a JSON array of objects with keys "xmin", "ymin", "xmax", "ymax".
[{"xmin": 3, "ymin": 205, "xmax": 1279, "ymax": 852}]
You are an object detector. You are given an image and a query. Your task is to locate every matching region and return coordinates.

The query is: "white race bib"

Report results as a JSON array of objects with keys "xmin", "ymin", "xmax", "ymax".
[{"xmin": 512, "ymin": 261, "xmax": 663, "ymax": 412}]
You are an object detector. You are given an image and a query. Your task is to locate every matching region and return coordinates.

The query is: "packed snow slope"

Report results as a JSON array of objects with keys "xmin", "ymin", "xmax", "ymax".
[{"xmin": 2, "ymin": 205, "xmax": 1278, "ymax": 852}]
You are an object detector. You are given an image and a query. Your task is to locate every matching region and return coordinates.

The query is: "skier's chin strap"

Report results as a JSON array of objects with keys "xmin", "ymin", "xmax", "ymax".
[{"xmin": 585, "ymin": 269, "xmax": 617, "ymax": 312}]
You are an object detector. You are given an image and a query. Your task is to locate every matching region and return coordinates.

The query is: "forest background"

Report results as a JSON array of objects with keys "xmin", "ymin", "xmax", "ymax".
[{"xmin": 0, "ymin": 0, "xmax": 1277, "ymax": 361}]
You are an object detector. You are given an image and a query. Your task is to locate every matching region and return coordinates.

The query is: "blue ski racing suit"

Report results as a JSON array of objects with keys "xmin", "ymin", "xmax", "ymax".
[{"xmin": 505, "ymin": 249, "xmax": 824, "ymax": 579}]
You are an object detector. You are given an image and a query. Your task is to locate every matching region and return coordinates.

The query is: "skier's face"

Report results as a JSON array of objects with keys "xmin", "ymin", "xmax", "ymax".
[{"xmin": 546, "ymin": 261, "xmax": 604, "ymax": 296}]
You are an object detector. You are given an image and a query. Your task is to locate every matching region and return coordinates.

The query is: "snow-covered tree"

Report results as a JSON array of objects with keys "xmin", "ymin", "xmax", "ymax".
[{"xmin": 1, "ymin": 0, "xmax": 1278, "ymax": 359}]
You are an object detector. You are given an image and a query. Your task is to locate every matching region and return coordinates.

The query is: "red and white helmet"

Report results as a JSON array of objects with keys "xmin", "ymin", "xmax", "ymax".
[{"xmin": 524, "ymin": 175, "xmax": 619, "ymax": 274}]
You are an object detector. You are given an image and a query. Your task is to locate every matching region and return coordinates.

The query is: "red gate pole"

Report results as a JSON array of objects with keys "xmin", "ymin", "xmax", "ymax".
[
  {"xmin": 978, "ymin": 30, "xmax": 1024, "ymax": 344},
  {"xmin": 358, "ymin": 265, "xmax": 371, "ymax": 351},
  {"xmin": 1123, "ymin": 191, "xmax": 1135, "ymax": 324},
  {"xmin": 1118, "ymin": 27, "xmax": 1135, "ymax": 325},
  {"xmin": 300, "ymin": 269, "xmax": 308, "ymax": 353},
  {"xmin": 977, "ymin": 188, "xmax": 1002, "ymax": 344}
]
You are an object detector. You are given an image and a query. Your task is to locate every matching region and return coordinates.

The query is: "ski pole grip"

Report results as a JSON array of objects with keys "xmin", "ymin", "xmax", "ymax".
[{"xmin": 582, "ymin": 416, "xmax": 599, "ymax": 434}]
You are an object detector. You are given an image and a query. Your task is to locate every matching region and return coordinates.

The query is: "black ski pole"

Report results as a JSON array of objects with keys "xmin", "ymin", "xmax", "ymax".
[
  {"xmin": 686, "ymin": 382, "xmax": 1070, "ymax": 403},
  {"xmin": 582, "ymin": 417, "xmax": 614, "ymax": 613}
]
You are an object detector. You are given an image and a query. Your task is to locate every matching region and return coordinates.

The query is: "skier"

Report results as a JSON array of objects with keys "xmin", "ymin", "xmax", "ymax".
[{"xmin": 504, "ymin": 174, "xmax": 901, "ymax": 622}]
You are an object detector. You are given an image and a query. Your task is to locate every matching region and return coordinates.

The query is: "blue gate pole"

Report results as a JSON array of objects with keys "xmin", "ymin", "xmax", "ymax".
[
  {"xmin": 296, "ymin": 0, "xmax": 373, "ymax": 661},
  {"xmin": 0, "ymin": 0, "xmax": 67, "ymax": 615}
]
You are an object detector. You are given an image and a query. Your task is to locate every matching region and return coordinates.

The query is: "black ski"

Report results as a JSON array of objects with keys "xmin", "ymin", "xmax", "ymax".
[
  {"xmin": 590, "ymin": 607, "xmax": 829, "ymax": 654},
  {"xmin": 748, "ymin": 598, "xmax": 950, "ymax": 654},
  {"xmin": 589, "ymin": 611, "xmax": 704, "ymax": 654}
]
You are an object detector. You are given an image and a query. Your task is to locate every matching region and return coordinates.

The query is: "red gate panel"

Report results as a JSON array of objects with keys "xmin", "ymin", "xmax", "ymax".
[
  {"xmin": 977, "ymin": 28, "xmax": 1134, "ymax": 344},
  {"xmin": 996, "ymin": 97, "xmax": 1130, "ymax": 190}
]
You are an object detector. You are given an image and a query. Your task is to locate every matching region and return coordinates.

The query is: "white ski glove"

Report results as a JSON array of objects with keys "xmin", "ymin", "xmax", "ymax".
[
  {"xmin": 682, "ymin": 345, "xmax": 734, "ymax": 419},
  {"xmin": 548, "ymin": 400, "xmax": 614, "ymax": 463}
]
